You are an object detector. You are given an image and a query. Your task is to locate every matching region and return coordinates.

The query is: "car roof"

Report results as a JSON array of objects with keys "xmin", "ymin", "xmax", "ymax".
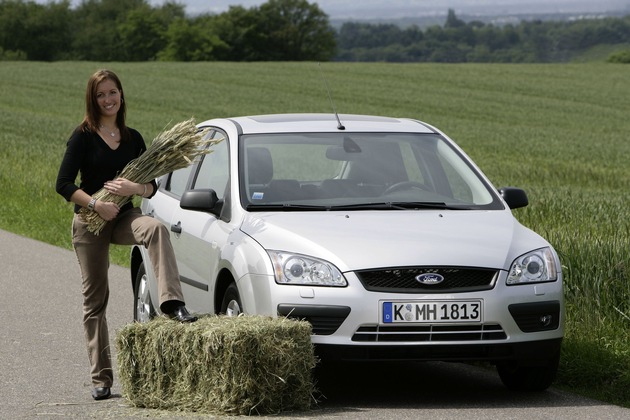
[{"xmin": 201, "ymin": 113, "xmax": 437, "ymax": 135}]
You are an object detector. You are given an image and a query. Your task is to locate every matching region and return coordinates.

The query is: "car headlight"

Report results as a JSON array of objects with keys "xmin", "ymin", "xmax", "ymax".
[
  {"xmin": 267, "ymin": 251, "xmax": 347, "ymax": 287},
  {"xmin": 507, "ymin": 247, "xmax": 558, "ymax": 285}
]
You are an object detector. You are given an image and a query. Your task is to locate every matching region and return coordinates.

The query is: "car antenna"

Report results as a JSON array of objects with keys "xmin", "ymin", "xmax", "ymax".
[{"xmin": 318, "ymin": 62, "xmax": 345, "ymax": 130}]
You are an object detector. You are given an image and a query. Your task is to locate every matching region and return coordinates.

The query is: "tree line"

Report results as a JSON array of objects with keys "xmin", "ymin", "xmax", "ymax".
[
  {"xmin": 338, "ymin": 9, "xmax": 630, "ymax": 63},
  {"xmin": 0, "ymin": 0, "xmax": 336, "ymax": 61},
  {"xmin": 1, "ymin": 0, "xmax": 629, "ymax": 63}
]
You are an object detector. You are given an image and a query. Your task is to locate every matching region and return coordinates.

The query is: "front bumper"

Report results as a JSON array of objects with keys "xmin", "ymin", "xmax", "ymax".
[
  {"xmin": 314, "ymin": 338, "xmax": 563, "ymax": 363},
  {"xmin": 244, "ymin": 269, "xmax": 564, "ymax": 363}
]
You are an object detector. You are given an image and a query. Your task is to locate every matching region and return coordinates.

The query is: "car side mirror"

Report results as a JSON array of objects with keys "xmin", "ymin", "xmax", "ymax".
[
  {"xmin": 180, "ymin": 189, "xmax": 223, "ymax": 216},
  {"xmin": 499, "ymin": 187, "xmax": 529, "ymax": 209}
]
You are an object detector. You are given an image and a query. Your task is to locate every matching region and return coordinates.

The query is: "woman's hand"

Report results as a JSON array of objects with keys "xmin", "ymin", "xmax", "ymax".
[
  {"xmin": 95, "ymin": 200, "xmax": 120, "ymax": 221},
  {"xmin": 104, "ymin": 178, "xmax": 142, "ymax": 197}
]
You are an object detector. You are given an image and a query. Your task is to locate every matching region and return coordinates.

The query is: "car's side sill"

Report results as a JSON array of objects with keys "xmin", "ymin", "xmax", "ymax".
[{"xmin": 180, "ymin": 275, "xmax": 209, "ymax": 291}]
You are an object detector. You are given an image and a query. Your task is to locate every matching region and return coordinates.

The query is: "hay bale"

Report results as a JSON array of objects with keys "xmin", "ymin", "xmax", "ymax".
[{"xmin": 115, "ymin": 315, "xmax": 317, "ymax": 416}]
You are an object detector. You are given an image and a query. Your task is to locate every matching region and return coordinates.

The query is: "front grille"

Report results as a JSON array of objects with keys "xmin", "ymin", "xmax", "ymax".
[
  {"xmin": 352, "ymin": 323, "xmax": 507, "ymax": 342},
  {"xmin": 355, "ymin": 266, "xmax": 498, "ymax": 293}
]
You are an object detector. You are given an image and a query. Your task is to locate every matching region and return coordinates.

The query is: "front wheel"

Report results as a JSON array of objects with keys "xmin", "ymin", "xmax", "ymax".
[
  {"xmin": 497, "ymin": 352, "xmax": 560, "ymax": 391},
  {"xmin": 220, "ymin": 283, "xmax": 242, "ymax": 316},
  {"xmin": 134, "ymin": 262, "xmax": 156, "ymax": 323}
]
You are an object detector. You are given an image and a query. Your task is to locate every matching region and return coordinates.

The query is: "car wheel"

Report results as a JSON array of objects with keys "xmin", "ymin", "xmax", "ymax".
[
  {"xmin": 496, "ymin": 352, "xmax": 560, "ymax": 391},
  {"xmin": 134, "ymin": 262, "xmax": 156, "ymax": 323},
  {"xmin": 220, "ymin": 283, "xmax": 242, "ymax": 316}
]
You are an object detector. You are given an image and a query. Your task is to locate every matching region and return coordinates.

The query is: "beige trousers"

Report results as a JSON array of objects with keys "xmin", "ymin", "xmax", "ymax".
[{"xmin": 72, "ymin": 207, "xmax": 184, "ymax": 387}]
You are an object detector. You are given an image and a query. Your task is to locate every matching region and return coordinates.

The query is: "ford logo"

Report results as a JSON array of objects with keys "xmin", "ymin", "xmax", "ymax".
[{"xmin": 415, "ymin": 273, "xmax": 444, "ymax": 285}]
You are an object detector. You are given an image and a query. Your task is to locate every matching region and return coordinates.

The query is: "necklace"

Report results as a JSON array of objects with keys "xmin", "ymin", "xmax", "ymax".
[{"xmin": 100, "ymin": 125, "xmax": 117, "ymax": 138}]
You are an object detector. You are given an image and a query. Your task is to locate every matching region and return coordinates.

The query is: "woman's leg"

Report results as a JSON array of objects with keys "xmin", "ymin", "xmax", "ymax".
[
  {"xmin": 112, "ymin": 208, "xmax": 185, "ymax": 311},
  {"xmin": 72, "ymin": 214, "xmax": 114, "ymax": 388}
]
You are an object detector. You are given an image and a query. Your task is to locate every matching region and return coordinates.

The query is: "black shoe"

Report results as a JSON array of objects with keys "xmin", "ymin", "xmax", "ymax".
[
  {"xmin": 167, "ymin": 305, "xmax": 198, "ymax": 323},
  {"xmin": 91, "ymin": 387, "xmax": 111, "ymax": 400}
]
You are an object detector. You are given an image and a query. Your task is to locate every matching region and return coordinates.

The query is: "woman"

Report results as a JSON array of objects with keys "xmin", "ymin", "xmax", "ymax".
[{"xmin": 56, "ymin": 69, "xmax": 197, "ymax": 401}]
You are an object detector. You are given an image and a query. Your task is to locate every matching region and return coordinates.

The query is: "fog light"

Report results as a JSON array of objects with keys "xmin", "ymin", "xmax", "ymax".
[
  {"xmin": 508, "ymin": 301, "xmax": 560, "ymax": 332},
  {"xmin": 540, "ymin": 315, "xmax": 552, "ymax": 327}
]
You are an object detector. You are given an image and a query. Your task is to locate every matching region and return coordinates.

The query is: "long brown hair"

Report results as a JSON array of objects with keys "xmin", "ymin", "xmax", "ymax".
[{"xmin": 80, "ymin": 69, "xmax": 130, "ymax": 141}]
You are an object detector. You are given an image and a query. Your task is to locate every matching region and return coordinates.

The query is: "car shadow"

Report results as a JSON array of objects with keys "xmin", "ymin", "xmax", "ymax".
[{"xmin": 308, "ymin": 360, "xmax": 603, "ymax": 411}]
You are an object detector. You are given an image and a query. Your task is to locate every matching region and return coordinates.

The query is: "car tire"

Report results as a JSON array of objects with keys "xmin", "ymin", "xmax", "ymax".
[
  {"xmin": 220, "ymin": 283, "xmax": 242, "ymax": 316},
  {"xmin": 496, "ymin": 352, "xmax": 560, "ymax": 391},
  {"xmin": 134, "ymin": 262, "xmax": 156, "ymax": 323}
]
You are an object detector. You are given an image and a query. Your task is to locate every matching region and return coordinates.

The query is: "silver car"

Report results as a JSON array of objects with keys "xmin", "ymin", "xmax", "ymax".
[{"xmin": 130, "ymin": 114, "xmax": 563, "ymax": 391}]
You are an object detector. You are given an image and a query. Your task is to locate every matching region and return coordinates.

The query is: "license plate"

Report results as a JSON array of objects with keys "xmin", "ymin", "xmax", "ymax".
[{"xmin": 382, "ymin": 300, "xmax": 482, "ymax": 324}]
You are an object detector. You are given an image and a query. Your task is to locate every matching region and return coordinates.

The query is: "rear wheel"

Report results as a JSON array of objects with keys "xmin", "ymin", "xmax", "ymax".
[
  {"xmin": 220, "ymin": 283, "xmax": 242, "ymax": 316},
  {"xmin": 133, "ymin": 262, "xmax": 156, "ymax": 323},
  {"xmin": 497, "ymin": 352, "xmax": 560, "ymax": 391}
]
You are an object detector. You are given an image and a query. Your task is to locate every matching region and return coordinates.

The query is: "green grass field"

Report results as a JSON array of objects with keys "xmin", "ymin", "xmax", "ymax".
[{"xmin": 1, "ymin": 61, "xmax": 628, "ymax": 407}]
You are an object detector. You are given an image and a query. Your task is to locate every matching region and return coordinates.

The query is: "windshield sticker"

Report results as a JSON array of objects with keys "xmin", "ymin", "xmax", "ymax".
[{"xmin": 252, "ymin": 192, "xmax": 264, "ymax": 200}]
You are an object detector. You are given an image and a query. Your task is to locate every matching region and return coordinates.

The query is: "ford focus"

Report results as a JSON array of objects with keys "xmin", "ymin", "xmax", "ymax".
[{"xmin": 130, "ymin": 113, "xmax": 563, "ymax": 391}]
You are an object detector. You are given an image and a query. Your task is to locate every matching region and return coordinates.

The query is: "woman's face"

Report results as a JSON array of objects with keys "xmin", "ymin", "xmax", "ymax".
[{"xmin": 95, "ymin": 79, "xmax": 121, "ymax": 119}]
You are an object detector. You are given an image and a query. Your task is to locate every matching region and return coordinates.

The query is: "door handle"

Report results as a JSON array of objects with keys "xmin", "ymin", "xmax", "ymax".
[{"xmin": 170, "ymin": 221, "xmax": 182, "ymax": 234}]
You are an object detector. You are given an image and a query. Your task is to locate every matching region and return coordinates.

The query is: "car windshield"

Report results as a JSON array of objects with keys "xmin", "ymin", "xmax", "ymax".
[{"xmin": 240, "ymin": 132, "xmax": 503, "ymax": 211}]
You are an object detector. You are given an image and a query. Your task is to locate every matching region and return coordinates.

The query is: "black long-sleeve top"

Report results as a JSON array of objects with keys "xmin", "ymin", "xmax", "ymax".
[{"xmin": 56, "ymin": 127, "xmax": 157, "ymax": 214}]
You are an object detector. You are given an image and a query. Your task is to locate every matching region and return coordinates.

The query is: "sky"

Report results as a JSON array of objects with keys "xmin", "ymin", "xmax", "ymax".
[{"xmin": 34, "ymin": 0, "xmax": 630, "ymax": 19}]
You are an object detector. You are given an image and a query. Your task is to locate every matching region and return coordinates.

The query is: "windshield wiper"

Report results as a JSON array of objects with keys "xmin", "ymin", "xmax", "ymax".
[
  {"xmin": 325, "ymin": 202, "xmax": 408, "ymax": 210},
  {"xmin": 246, "ymin": 203, "xmax": 328, "ymax": 211},
  {"xmin": 392, "ymin": 201, "xmax": 466, "ymax": 210},
  {"xmin": 247, "ymin": 202, "xmax": 467, "ymax": 212},
  {"xmin": 326, "ymin": 202, "xmax": 465, "ymax": 211}
]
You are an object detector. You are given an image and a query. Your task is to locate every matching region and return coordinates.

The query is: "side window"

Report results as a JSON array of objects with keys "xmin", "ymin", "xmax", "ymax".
[
  {"xmin": 165, "ymin": 165, "xmax": 193, "ymax": 197},
  {"xmin": 192, "ymin": 131, "xmax": 229, "ymax": 199}
]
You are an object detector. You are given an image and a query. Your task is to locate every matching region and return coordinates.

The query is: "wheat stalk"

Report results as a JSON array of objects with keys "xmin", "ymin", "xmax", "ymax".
[{"xmin": 79, "ymin": 118, "xmax": 222, "ymax": 235}]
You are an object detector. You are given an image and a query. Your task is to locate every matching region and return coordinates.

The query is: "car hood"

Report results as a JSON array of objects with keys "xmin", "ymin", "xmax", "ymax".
[{"xmin": 240, "ymin": 210, "xmax": 547, "ymax": 272}]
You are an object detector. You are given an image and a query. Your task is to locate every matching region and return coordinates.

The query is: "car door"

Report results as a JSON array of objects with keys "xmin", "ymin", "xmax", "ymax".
[
  {"xmin": 168, "ymin": 129, "xmax": 230, "ymax": 314},
  {"xmin": 138, "ymin": 167, "xmax": 194, "ymax": 309}
]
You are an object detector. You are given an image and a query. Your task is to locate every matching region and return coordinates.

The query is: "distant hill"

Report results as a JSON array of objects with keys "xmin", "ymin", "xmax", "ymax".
[
  {"xmin": 330, "ymin": 9, "xmax": 630, "ymax": 30},
  {"xmin": 326, "ymin": 0, "xmax": 630, "ymax": 29},
  {"xmin": 200, "ymin": 0, "xmax": 630, "ymax": 20},
  {"xmin": 32, "ymin": 0, "xmax": 630, "ymax": 22}
]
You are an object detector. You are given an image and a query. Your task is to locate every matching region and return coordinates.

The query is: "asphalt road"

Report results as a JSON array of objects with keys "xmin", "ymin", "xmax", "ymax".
[{"xmin": 1, "ymin": 229, "xmax": 629, "ymax": 419}]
